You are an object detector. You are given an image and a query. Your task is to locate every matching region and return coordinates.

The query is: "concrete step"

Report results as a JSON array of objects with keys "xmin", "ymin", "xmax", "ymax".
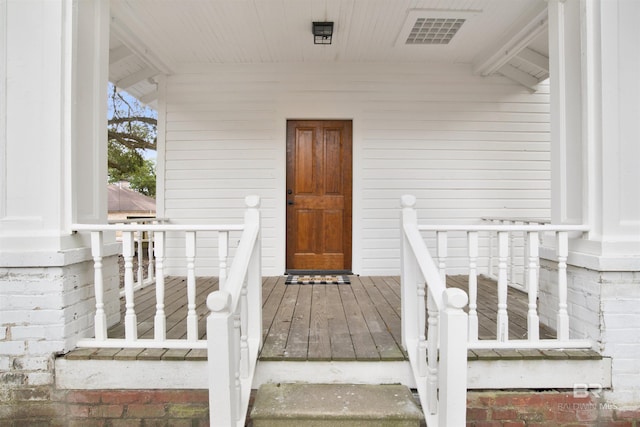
[{"xmin": 250, "ymin": 383, "xmax": 424, "ymax": 427}]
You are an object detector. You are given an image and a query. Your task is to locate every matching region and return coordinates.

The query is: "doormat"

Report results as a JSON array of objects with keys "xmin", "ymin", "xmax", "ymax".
[{"xmin": 285, "ymin": 275, "xmax": 351, "ymax": 285}]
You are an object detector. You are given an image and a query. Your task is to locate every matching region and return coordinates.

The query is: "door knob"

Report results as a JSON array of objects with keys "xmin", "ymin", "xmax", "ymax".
[{"xmin": 287, "ymin": 201, "xmax": 294, "ymax": 205}]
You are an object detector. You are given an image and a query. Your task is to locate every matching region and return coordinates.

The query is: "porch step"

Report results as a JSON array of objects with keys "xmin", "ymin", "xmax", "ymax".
[{"xmin": 250, "ymin": 383, "xmax": 424, "ymax": 427}]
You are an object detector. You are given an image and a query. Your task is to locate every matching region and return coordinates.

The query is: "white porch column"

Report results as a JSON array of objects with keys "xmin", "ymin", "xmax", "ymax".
[
  {"xmin": 548, "ymin": 0, "xmax": 640, "ymax": 409},
  {"xmin": 0, "ymin": 0, "xmax": 114, "ymax": 405},
  {"xmin": 0, "ymin": 0, "xmax": 109, "ymax": 252}
]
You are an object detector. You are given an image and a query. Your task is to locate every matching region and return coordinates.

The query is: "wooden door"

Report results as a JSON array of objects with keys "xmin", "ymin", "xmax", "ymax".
[{"xmin": 286, "ymin": 120, "xmax": 352, "ymax": 272}]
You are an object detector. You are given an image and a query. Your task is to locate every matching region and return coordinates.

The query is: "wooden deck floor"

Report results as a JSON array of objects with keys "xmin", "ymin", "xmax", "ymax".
[{"xmin": 65, "ymin": 275, "xmax": 558, "ymax": 362}]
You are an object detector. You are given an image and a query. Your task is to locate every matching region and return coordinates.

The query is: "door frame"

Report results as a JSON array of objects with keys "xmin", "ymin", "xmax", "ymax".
[{"xmin": 285, "ymin": 119, "xmax": 353, "ymax": 273}]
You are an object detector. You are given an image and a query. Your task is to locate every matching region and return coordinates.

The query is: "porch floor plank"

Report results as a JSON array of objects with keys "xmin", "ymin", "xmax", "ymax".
[
  {"xmin": 284, "ymin": 284, "xmax": 313, "ymax": 360},
  {"xmin": 65, "ymin": 274, "xmax": 558, "ymax": 362},
  {"xmin": 260, "ymin": 282, "xmax": 300, "ymax": 360},
  {"xmin": 339, "ymin": 284, "xmax": 381, "ymax": 361},
  {"xmin": 350, "ymin": 276, "xmax": 405, "ymax": 360},
  {"xmin": 308, "ymin": 284, "xmax": 332, "ymax": 360}
]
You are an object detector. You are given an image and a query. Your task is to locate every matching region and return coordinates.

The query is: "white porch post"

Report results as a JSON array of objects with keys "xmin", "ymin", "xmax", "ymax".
[
  {"xmin": 548, "ymin": 0, "xmax": 640, "ymax": 408},
  {"xmin": 0, "ymin": 0, "xmax": 112, "ymax": 399}
]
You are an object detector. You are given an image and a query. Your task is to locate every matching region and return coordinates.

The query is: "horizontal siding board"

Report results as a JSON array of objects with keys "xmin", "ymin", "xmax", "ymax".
[
  {"xmin": 166, "ymin": 149, "xmax": 276, "ymax": 160},
  {"xmin": 364, "ymin": 152, "xmax": 551, "ymax": 162},
  {"xmin": 364, "ymin": 130, "xmax": 548, "ymax": 141},
  {"xmin": 362, "ymin": 160, "xmax": 549, "ymax": 171},
  {"xmin": 363, "ymin": 180, "xmax": 550, "ymax": 190},
  {"xmin": 161, "ymin": 62, "xmax": 551, "ymax": 276}
]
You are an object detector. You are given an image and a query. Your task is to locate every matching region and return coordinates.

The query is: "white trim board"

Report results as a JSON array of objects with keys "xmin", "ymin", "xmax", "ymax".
[{"xmin": 55, "ymin": 357, "xmax": 611, "ymax": 390}]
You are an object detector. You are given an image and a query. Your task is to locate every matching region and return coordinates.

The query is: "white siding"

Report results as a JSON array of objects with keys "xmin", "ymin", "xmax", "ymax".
[{"xmin": 161, "ymin": 63, "xmax": 550, "ymax": 276}]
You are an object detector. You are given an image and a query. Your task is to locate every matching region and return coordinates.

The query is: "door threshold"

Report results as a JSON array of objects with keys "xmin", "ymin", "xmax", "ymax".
[{"xmin": 285, "ymin": 270, "xmax": 353, "ymax": 275}]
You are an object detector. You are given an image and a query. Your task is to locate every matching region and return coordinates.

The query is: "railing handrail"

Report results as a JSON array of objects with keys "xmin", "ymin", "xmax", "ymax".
[
  {"xmin": 400, "ymin": 194, "xmax": 468, "ymax": 427},
  {"xmin": 417, "ymin": 224, "xmax": 589, "ymax": 232},
  {"xmin": 403, "ymin": 222, "xmax": 446, "ymax": 311},
  {"xmin": 73, "ymin": 223, "xmax": 244, "ymax": 232},
  {"xmin": 210, "ymin": 195, "xmax": 260, "ymax": 315},
  {"xmin": 206, "ymin": 195, "xmax": 262, "ymax": 427}
]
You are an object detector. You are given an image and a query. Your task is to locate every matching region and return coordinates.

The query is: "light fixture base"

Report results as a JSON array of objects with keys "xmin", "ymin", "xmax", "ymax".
[{"xmin": 312, "ymin": 21, "xmax": 334, "ymax": 45}]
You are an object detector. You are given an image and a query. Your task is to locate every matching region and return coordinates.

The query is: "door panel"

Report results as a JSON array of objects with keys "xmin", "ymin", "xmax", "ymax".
[{"xmin": 286, "ymin": 120, "xmax": 352, "ymax": 272}]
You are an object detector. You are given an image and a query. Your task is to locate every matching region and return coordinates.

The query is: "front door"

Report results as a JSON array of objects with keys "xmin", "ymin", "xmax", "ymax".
[{"xmin": 286, "ymin": 120, "xmax": 352, "ymax": 272}]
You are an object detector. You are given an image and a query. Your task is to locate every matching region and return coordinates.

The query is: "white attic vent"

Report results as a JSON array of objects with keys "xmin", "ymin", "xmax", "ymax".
[
  {"xmin": 406, "ymin": 18, "xmax": 465, "ymax": 45},
  {"xmin": 396, "ymin": 9, "xmax": 481, "ymax": 47}
]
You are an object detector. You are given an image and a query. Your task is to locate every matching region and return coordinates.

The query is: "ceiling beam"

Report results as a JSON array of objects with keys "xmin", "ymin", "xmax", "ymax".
[
  {"xmin": 516, "ymin": 47, "xmax": 549, "ymax": 73},
  {"xmin": 498, "ymin": 64, "xmax": 540, "ymax": 91},
  {"xmin": 109, "ymin": 45, "xmax": 134, "ymax": 66},
  {"xmin": 115, "ymin": 67, "xmax": 158, "ymax": 90},
  {"xmin": 473, "ymin": 5, "xmax": 548, "ymax": 77},
  {"xmin": 111, "ymin": 16, "xmax": 174, "ymax": 75},
  {"xmin": 139, "ymin": 91, "xmax": 158, "ymax": 106}
]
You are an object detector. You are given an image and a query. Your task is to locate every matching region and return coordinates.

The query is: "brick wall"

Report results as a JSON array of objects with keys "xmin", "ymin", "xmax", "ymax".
[
  {"xmin": 538, "ymin": 260, "xmax": 602, "ymax": 342},
  {"xmin": 467, "ymin": 391, "xmax": 640, "ymax": 426},
  {"xmin": 538, "ymin": 259, "xmax": 640, "ymax": 407},
  {"xmin": 0, "ymin": 256, "xmax": 120, "ymax": 425},
  {"xmin": 0, "ymin": 388, "xmax": 211, "ymax": 427},
  {"xmin": 1, "ymin": 387, "xmax": 639, "ymax": 426}
]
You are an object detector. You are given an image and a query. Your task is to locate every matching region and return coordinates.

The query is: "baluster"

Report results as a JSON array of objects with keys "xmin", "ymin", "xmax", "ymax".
[
  {"xmin": 467, "ymin": 231, "xmax": 479, "ymax": 341},
  {"xmin": 154, "ymin": 231, "xmax": 166, "ymax": 341},
  {"xmin": 523, "ymin": 228, "xmax": 530, "ymax": 292},
  {"xmin": 527, "ymin": 231, "xmax": 540, "ymax": 341},
  {"xmin": 90, "ymin": 231, "xmax": 108, "ymax": 341},
  {"xmin": 186, "ymin": 231, "xmax": 198, "ymax": 341},
  {"xmin": 233, "ymin": 307, "xmax": 242, "ymax": 422},
  {"xmin": 147, "ymin": 230, "xmax": 155, "ymax": 282},
  {"xmin": 437, "ymin": 231, "xmax": 448, "ymax": 283},
  {"xmin": 416, "ymin": 280, "xmax": 427, "ymax": 376},
  {"xmin": 122, "ymin": 231, "xmax": 138, "ymax": 341},
  {"xmin": 426, "ymin": 290, "xmax": 439, "ymax": 415},
  {"xmin": 219, "ymin": 231, "xmax": 229, "ymax": 290},
  {"xmin": 557, "ymin": 231, "xmax": 570, "ymax": 340},
  {"xmin": 136, "ymin": 225, "xmax": 144, "ymax": 287},
  {"xmin": 508, "ymin": 221, "xmax": 515, "ymax": 286},
  {"xmin": 240, "ymin": 280, "xmax": 249, "ymax": 377},
  {"xmin": 488, "ymin": 225, "xmax": 495, "ymax": 279},
  {"xmin": 497, "ymin": 231, "xmax": 509, "ymax": 342}
]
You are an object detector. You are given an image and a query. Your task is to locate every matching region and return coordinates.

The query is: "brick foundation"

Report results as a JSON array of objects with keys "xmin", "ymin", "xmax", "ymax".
[
  {"xmin": 1, "ymin": 388, "xmax": 639, "ymax": 426},
  {"xmin": 466, "ymin": 391, "xmax": 640, "ymax": 426},
  {"xmin": 0, "ymin": 388, "xmax": 210, "ymax": 427}
]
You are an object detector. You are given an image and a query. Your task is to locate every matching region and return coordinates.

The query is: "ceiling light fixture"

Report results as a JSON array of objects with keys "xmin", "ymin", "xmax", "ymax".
[{"xmin": 312, "ymin": 22, "xmax": 334, "ymax": 45}]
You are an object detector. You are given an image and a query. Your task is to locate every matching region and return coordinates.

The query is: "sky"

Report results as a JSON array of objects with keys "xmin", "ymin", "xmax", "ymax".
[{"xmin": 108, "ymin": 82, "xmax": 157, "ymax": 161}]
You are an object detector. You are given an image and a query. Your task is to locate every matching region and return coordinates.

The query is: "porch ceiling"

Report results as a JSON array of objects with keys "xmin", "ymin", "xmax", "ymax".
[{"xmin": 109, "ymin": 0, "xmax": 550, "ymax": 105}]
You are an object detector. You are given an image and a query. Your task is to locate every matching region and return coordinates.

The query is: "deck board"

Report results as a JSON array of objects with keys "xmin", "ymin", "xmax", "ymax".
[
  {"xmin": 66, "ymin": 274, "xmax": 558, "ymax": 362},
  {"xmin": 285, "ymin": 284, "xmax": 313, "ymax": 360},
  {"xmin": 308, "ymin": 285, "xmax": 331, "ymax": 360}
]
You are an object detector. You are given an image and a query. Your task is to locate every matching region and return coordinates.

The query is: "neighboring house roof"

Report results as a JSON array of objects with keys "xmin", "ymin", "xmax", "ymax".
[{"xmin": 108, "ymin": 182, "xmax": 156, "ymax": 213}]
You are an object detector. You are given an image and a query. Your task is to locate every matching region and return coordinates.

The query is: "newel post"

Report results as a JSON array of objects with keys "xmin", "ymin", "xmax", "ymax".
[
  {"xmin": 245, "ymin": 195, "xmax": 262, "ymax": 349},
  {"xmin": 400, "ymin": 195, "xmax": 419, "ymax": 350},
  {"xmin": 207, "ymin": 290, "xmax": 238, "ymax": 427},
  {"xmin": 438, "ymin": 288, "xmax": 468, "ymax": 427}
]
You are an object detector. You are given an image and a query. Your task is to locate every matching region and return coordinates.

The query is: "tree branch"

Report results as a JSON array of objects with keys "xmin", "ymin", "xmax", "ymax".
[
  {"xmin": 108, "ymin": 130, "xmax": 156, "ymax": 151},
  {"xmin": 109, "ymin": 116, "xmax": 157, "ymax": 126}
]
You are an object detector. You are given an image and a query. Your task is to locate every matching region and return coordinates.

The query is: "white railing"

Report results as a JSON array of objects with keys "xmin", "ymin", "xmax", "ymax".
[
  {"xmin": 108, "ymin": 217, "xmax": 169, "ymax": 295},
  {"xmin": 75, "ymin": 196, "xmax": 262, "ymax": 427},
  {"xmin": 72, "ymin": 198, "xmax": 259, "ymax": 351},
  {"xmin": 482, "ymin": 217, "xmax": 549, "ymax": 292},
  {"xmin": 412, "ymin": 206, "xmax": 591, "ymax": 350},
  {"xmin": 400, "ymin": 195, "xmax": 468, "ymax": 427},
  {"xmin": 206, "ymin": 195, "xmax": 262, "ymax": 427}
]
